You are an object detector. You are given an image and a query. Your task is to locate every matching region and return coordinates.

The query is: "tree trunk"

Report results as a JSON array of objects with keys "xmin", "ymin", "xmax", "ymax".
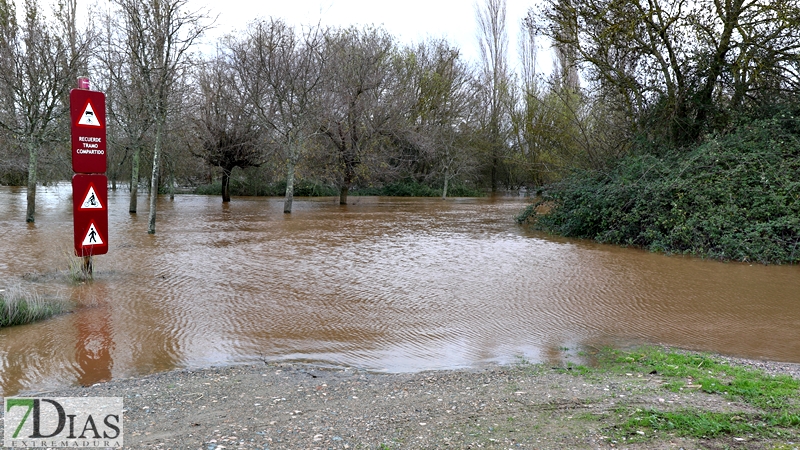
[
  {"xmin": 442, "ymin": 166, "xmax": 450, "ymax": 200},
  {"xmin": 147, "ymin": 121, "xmax": 163, "ymax": 235},
  {"xmin": 340, "ymin": 154, "xmax": 355, "ymax": 205},
  {"xmin": 168, "ymin": 159, "xmax": 175, "ymax": 201},
  {"xmin": 221, "ymin": 167, "xmax": 231, "ymax": 203},
  {"xmin": 25, "ymin": 142, "xmax": 37, "ymax": 223},
  {"xmin": 284, "ymin": 158, "xmax": 296, "ymax": 213},
  {"xmin": 691, "ymin": 1, "xmax": 739, "ymax": 142},
  {"xmin": 129, "ymin": 147, "xmax": 140, "ymax": 213},
  {"xmin": 491, "ymin": 152, "xmax": 499, "ymax": 193}
]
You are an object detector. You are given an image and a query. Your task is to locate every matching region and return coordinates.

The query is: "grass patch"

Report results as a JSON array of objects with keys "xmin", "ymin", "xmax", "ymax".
[
  {"xmin": 620, "ymin": 409, "xmax": 761, "ymax": 439},
  {"xmin": 66, "ymin": 252, "xmax": 94, "ymax": 283},
  {"xmin": 0, "ymin": 284, "xmax": 69, "ymax": 327},
  {"xmin": 597, "ymin": 347, "xmax": 800, "ymax": 409},
  {"xmin": 617, "ymin": 408, "xmax": 800, "ymax": 440},
  {"xmin": 581, "ymin": 347, "xmax": 800, "ymax": 443}
]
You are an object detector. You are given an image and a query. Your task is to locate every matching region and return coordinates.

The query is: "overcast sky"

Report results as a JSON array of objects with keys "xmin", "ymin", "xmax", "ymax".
[{"xmin": 198, "ymin": 0, "xmax": 537, "ymax": 69}]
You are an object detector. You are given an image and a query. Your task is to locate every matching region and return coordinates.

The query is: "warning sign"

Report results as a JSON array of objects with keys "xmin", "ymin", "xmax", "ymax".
[
  {"xmin": 80, "ymin": 185, "xmax": 104, "ymax": 209},
  {"xmin": 82, "ymin": 222, "xmax": 105, "ymax": 246},
  {"xmin": 77, "ymin": 100, "xmax": 103, "ymax": 127},
  {"xmin": 70, "ymin": 89, "xmax": 106, "ymax": 174},
  {"xmin": 72, "ymin": 174, "xmax": 108, "ymax": 256}
]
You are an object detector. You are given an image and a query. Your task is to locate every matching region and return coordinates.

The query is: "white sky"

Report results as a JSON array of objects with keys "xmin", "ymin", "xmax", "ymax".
[{"xmin": 197, "ymin": 0, "xmax": 540, "ymax": 71}]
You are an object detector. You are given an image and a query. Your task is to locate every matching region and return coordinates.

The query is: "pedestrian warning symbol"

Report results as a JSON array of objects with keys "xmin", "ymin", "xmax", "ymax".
[
  {"xmin": 77, "ymin": 101, "xmax": 102, "ymax": 127},
  {"xmin": 82, "ymin": 222, "xmax": 104, "ymax": 246},
  {"xmin": 80, "ymin": 185, "xmax": 103, "ymax": 209},
  {"xmin": 72, "ymin": 174, "xmax": 108, "ymax": 256}
]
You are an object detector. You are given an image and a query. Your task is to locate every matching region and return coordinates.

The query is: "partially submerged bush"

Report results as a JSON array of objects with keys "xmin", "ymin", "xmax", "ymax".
[
  {"xmin": 353, "ymin": 180, "xmax": 485, "ymax": 197},
  {"xmin": 519, "ymin": 118, "xmax": 800, "ymax": 264},
  {"xmin": 195, "ymin": 179, "xmax": 338, "ymax": 197}
]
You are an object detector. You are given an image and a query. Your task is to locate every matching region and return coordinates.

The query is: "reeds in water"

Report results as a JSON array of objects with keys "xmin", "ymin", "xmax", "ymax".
[{"xmin": 0, "ymin": 284, "xmax": 69, "ymax": 327}]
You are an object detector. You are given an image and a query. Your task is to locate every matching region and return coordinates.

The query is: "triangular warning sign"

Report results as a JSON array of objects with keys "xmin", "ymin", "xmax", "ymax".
[
  {"xmin": 80, "ymin": 185, "xmax": 103, "ymax": 209},
  {"xmin": 82, "ymin": 222, "xmax": 105, "ymax": 246},
  {"xmin": 77, "ymin": 101, "xmax": 102, "ymax": 127}
]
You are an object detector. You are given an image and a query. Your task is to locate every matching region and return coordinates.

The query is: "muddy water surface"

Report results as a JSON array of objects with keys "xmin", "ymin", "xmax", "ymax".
[{"xmin": 1, "ymin": 185, "xmax": 799, "ymax": 395}]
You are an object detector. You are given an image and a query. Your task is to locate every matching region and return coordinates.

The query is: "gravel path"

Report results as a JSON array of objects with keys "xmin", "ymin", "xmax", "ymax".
[{"xmin": 7, "ymin": 352, "xmax": 800, "ymax": 449}]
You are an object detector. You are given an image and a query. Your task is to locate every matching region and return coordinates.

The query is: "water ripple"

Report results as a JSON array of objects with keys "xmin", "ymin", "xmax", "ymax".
[{"xmin": 2, "ymin": 190, "xmax": 800, "ymax": 395}]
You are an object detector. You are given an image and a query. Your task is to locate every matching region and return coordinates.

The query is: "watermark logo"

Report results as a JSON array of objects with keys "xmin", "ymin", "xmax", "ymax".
[{"xmin": 4, "ymin": 397, "xmax": 122, "ymax": 448}]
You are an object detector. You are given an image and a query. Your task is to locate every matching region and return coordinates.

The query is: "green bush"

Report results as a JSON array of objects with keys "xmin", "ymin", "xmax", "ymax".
[
  {"xmin": 193, "ymin": 182, "xmax": 223, "ymax": 196},
  {"xmin": 519, "ymin": 117, "xmax": 800, "ymax": 264},
  {"xmin": 446, "ymin": 183, "xmax": 485, "ymax": 197},
  {"xmin": 352, "ymin": 180, "xmax": 485, "ymax": 197},
  {"xmin": 194, "ymin": 179, "xmax": 337, "ymax": 197},
  {"xmin": 195, "ymin": 177, "xmax": 485, "ymax": 198},
  {"xmin": 0, "ymin": 169, "xmax": 26, "ymax": 186},
  {"xmin": 380, "ymin": 180, "xmax": 439, "ymax": 197},
  {"xmin": 291, "ymin": 181, "xmax": 338, "ymax": 197},
  {"xmin": 228, "ymin": 177, "xmax": 283, "ymax": 197}
]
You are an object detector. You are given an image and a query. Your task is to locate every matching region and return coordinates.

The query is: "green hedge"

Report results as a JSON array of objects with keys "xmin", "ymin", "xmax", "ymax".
[
  {"xmin": 518, "ymin": 118, "xmax": 800, "ymax": 264},
  {"xmin": 352, "ymin": 180, "xmax": 484, "ymax": 197},
  {"xmin": 196, "ymin": 178, "xmax": 485, "ymax": 198},
  {"xmin": 194, "ymin": 179, "xmax": 337, "ymax": 197}
]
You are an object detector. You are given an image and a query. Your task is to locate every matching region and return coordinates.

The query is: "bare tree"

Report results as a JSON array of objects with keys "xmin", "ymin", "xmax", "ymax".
[
  {"xmin": 96, "ymin": 7, "xmax": 152, "ymax": 212},
  {"xmin": 0, "ymin": 0, "xmax": 89, "ymax": 222},
  {"xmin": 112, "ymin": 0, "xmax": 211, "ymax": 234},
  {"xmin": 193, "ymin": 51, "xmax": 263, "ymax": 203},
  {"xmin": 318, "ymin": 26, "xmax": 398, "ymax": 205},
  {"xmin": 231, "ymin": 19, "xmax": 326, "ymax": 213}
]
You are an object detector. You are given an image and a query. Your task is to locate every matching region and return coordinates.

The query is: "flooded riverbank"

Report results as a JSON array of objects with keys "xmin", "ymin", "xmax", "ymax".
[{"xmin": 1, "ymin": 185, "xmax": 799, "ymax": 395}]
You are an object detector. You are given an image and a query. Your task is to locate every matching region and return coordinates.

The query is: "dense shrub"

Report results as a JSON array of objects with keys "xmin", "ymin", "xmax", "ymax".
[
  {"xmin": 352, "ymin": 180, "xmax": 485, "ymax": 197},
  {"xmin": 0, "ymin": 170, "xmax": 26, "ymax": 186},
  {"xmin": 194, "ymin": 179, "xmax": 337, "ymax": 197},
  {"xmin": 445, "ymin": 183, "xmax": 485, "ymax": 197},
  {"xmin": 194, "ymin": 175, "xmax": 486, "ymax": 198},
  {"xmin": 372, "ymin": 180, "xmax": 439, "ymax": 197},
  {"xmin": 518, "ymin": 118, "xmax": 800, "ymax": 264}
]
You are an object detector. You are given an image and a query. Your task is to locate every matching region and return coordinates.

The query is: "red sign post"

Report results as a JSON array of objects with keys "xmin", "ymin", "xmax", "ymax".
[{"xmin": 70, "ymin": 80, "xmax": 108, "ymax": 259}]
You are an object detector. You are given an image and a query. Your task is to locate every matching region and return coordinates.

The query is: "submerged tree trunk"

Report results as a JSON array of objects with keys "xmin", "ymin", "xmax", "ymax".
[
  {"xmin": 25, "ymin": 142, "xmax": 37, "ymax": 223},
  {"xmin": 339, "ymin": 153, "xmax": 356, "ymax": 206},
  {"xmin": 491, "ymin": 152, "xmax": 499, "ymax": 193},
  {"xmin": 221, "ymin": 167, "xmax": 231, "ymax": 203},
  {"xmin": 147, "ymin": 121, "xmax": 163, "ymax": 234},
  {"xmin": 284, "ymin": 139, "xmax": 302, "ymax": 213},
  {"xmin": 442, "ymin": 165, "xmax": 450, "ymax": 200},
  {"xmin": 129, "ymin": 147, "xmax": 140, "ymax": 213},
  {"xmin": 284, "ymin": 158, "xmax": 296, "ymax": 213},
  {"xmin": 168, "ymin": 158, "xmax": 175, "ymax": 201}
]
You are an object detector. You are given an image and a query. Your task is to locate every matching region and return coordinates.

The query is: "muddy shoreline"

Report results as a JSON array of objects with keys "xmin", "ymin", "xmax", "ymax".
[{"xmin": 6, "ymin": 350, "xmax": 800, "ymax": 449}]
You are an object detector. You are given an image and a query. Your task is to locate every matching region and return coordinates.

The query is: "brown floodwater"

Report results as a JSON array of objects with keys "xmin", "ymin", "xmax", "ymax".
[{"xmin": 1, "ymin": 184, "xmax": 799, "ymax": 396}]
